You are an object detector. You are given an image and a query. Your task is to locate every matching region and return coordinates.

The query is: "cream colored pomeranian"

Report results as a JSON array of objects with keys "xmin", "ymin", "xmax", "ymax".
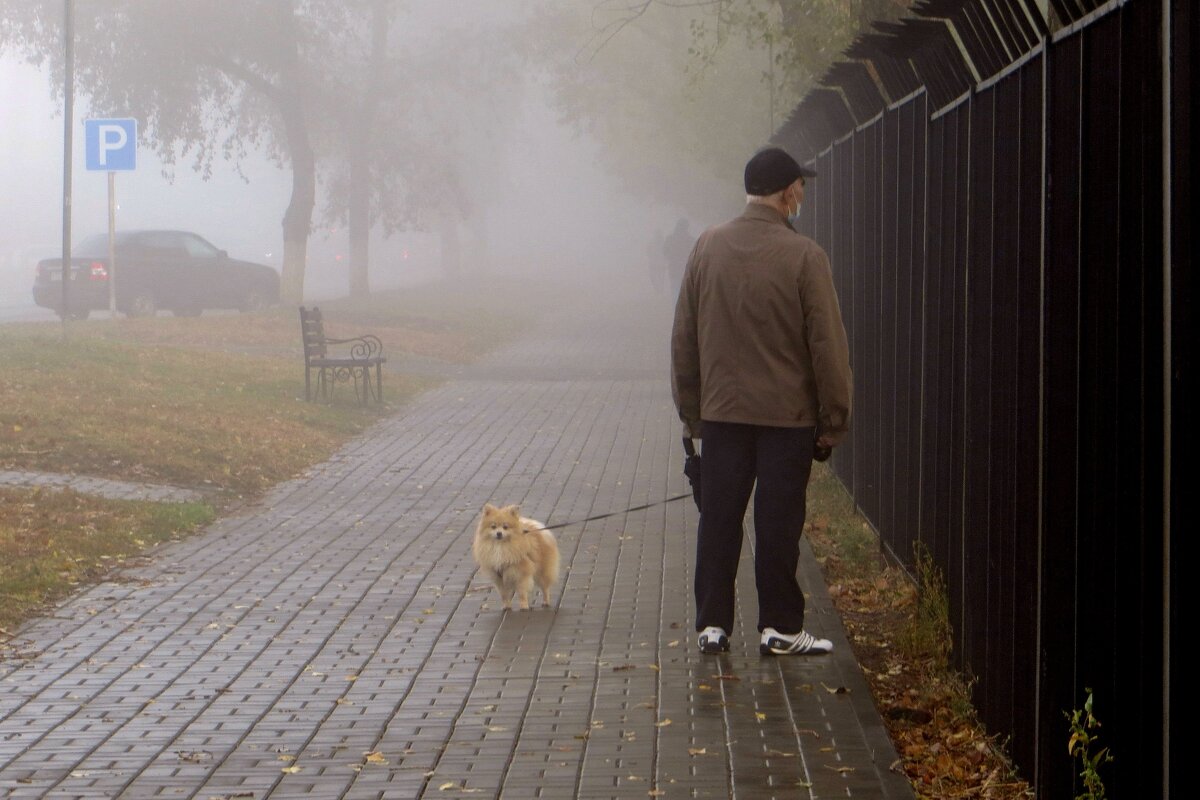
[{"xmin": 472, "ymin": 503, "xmax": 560, "ymax": 610}]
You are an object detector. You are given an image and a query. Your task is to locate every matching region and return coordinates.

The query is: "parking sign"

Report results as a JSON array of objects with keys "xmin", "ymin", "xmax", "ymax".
[{"xmin": 85, "ymin": 118, "xmax": 137, "ymax": 171}]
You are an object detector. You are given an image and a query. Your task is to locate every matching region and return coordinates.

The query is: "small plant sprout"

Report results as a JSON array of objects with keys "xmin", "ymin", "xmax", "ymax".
[{"xmin": 1065, "ymin": 688, "xmax": 1113, "ymax": 800}]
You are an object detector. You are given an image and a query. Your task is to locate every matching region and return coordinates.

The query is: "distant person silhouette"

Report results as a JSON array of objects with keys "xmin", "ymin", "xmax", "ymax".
[
  {"xmin": 646, "ymin": 228, "xmax": 666, "ymax": 295},
  {"xmin": 663, "ymin": 218, "xmax": 694, "ymax": 293}
]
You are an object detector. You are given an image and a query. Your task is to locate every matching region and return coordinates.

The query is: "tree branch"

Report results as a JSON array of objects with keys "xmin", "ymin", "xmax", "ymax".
[
  {"xmin": 579, "ymin": 0, "xmax": 725, "ymax": 62},
  {"xmin": 206, "ymin": 51, "xmax": 284, "ymax": 103}
]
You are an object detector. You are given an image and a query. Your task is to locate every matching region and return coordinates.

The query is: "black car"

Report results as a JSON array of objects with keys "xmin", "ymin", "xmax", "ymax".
[{"xmin": 32, "ymin": 230, "xmax": 280, "ymax": 319}]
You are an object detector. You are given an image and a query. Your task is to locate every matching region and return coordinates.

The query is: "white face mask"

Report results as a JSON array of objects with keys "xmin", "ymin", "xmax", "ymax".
[{"xmin": 787, "ymin": 187, "xmax": 802, "ymax": 222}]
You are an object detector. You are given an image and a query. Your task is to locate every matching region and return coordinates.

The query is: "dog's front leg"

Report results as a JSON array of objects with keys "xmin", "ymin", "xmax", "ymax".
[{"xmin": 492, "ymin": 570, "xmax": 514, "ymax": 610}]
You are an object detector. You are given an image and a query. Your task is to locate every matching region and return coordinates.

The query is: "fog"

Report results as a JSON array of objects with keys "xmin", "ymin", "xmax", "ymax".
[{"xmin": 1, "ymin": 1, "xmax": 752, "ymax": 318}]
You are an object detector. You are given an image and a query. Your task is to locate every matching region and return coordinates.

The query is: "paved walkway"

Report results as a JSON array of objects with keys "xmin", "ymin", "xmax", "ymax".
[
  {"xmin": 0, "ymin": 471, "xmax": 208, "ymax": 504},
  {"xmin": 0, "ymin": 287, "xmax": 912, "ymax": 799}
]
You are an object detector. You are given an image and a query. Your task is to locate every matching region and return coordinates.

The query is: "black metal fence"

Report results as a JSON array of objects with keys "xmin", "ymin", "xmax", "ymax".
[{"xmin": 778, "ymin": 0, "xmax": 1187, "ymax": 795}]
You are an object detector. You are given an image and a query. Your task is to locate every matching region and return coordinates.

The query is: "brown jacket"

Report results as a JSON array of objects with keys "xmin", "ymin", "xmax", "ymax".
[{"xmin": 670, "ymin": 203, "xmax": 853, "ymax": 444}]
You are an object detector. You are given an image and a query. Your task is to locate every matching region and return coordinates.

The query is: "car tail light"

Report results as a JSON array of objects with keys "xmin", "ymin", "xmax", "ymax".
[{"xmin": 89, "ymin": 261, "xmax": 109, "ymax": 280}]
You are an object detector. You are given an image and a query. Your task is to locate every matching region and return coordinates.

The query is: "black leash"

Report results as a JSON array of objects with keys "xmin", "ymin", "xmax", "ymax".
[{"xmin": 535, "ymin": 492, "xmax": 693, "ymax": 531}]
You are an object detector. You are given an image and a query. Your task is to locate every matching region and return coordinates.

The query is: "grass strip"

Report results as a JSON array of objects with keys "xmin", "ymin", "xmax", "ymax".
[{"xmin": 0, "ymin": 487, "xmax": 214, "ymax": 631}]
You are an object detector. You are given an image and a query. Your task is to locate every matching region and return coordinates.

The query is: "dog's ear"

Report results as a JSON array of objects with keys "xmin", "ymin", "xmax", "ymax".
[
  {"xmin": 483, "ymin": 503, "xmax": 498, "ymax": 514},
  {"xmin": 502, "ymin": 504, "xmax": 521, "ymax": 516}
]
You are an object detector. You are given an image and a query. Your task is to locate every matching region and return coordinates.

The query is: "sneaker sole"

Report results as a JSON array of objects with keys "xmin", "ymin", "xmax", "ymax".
[
  {"xmin": 700, "ymin": 640, "xmax": 730, "ymax": 654},
  {"xmin": 759, "ymin": 640, "xmax": 832, "ymax": 656}
]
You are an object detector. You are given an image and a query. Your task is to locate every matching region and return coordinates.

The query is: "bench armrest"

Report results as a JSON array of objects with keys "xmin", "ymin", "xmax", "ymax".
[{"xmin": 321, "ymin": 334, "xmax": 384, "ymax": 361}]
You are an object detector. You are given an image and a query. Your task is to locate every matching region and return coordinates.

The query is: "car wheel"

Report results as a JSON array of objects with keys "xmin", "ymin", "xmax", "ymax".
[
  {"xmin": 239, "ymin": 290, "xmax": 269, "ymax": 313},
  {"xmin": 124, "ymin": 290, "xmax": 157, "ymax": 318}
]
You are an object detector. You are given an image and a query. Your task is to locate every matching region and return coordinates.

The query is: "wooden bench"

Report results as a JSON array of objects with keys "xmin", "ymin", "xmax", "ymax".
[{"xmin": 300, "ymin": 306, "xmax": 386, "ymax": 404}]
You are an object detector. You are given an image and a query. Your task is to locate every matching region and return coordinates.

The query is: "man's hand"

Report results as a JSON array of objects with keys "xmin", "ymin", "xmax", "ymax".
[{"xmin": 813, "ymin": 434, "xmax": 834, "ymax": 463}]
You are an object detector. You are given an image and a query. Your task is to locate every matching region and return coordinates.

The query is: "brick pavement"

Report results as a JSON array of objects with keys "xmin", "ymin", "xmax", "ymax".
[{"xmin": 0, "ymin": 285, "xmax": 912, "ymax": 799}]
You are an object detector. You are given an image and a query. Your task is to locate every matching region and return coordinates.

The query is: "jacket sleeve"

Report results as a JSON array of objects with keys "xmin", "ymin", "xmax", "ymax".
[
  {"xmin": 799, "ymin": 246, "xmax": 853, "ymax": 445},
  {"xmin": 670, "ymin": 240, "xmax": 703, "ymax": 437}
]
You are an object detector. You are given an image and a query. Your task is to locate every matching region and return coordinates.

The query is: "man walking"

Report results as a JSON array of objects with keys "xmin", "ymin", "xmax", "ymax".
[{"xmin": 670, "ymin": 147, "xmax": 852, "ymax": 656}]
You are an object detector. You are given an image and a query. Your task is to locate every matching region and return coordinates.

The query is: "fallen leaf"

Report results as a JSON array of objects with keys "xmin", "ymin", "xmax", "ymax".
[
  {"xmin": 755, "ymin": 712, "xmax": 767, "ymax": 721},
  {"xmin": 667, "ymin": 640, "xmax": 680, "ymax": 647},
  {"xmin": 364, "ymin": 751, "xmax": 387, "ymax": 765},
  {"xmin": 280, "ymin": 766, "xmax": 302, "ymax": 774},
  {"xmin": 825, "ymin": 765, "xmax": 855, "ymax": 773},
  {"xmin": 821, "ymin": 682, "xmax": 850, "ymax": 694},
  {"xmin": 655, "ymin": 719, "xmax": 672, "ymax": 727},
  {"xmin": 688, "ymin": 748, "xmax": 707, "ymax": 756}
]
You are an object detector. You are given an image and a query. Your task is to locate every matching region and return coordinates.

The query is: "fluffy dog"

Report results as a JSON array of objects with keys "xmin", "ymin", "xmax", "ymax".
[{"xmin": 472, "ymin": 503, "xmax": 560, "ymax": 611}]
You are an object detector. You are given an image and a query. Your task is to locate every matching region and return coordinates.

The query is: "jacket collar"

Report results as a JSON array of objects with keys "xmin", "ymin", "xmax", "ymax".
[{"xmin": 742, "ymin": 202, "xmax": 790, "ymax": 227}]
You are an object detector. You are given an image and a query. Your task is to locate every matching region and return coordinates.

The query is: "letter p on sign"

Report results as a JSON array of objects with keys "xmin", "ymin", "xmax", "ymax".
[{"xmin": 85, "ymin": 118, "xmax": 137, "ymax": 171}]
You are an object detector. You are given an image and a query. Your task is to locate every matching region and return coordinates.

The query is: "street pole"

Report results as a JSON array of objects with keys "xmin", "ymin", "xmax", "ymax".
[
  {"xmin": 61, "ymin": 0, "xmax": 74, "ymax": 334},
  {"xmin": 108, "ymin": 172, "xmax": 117, "ymax": 315}
]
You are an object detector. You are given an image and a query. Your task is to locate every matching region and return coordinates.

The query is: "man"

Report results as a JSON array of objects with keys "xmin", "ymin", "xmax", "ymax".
[{"xmin": 670, "ymin": 146, "xmax": 852, "ymax": 656}]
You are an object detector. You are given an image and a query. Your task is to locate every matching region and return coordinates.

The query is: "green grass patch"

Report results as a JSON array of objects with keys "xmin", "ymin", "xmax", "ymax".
[
  {"xmin": 0, "ymin": 486, "xmax": 214, "ymax": 631},
  {"xmin": 805, "ymin": 462, "xmax": 885, "ymax": 581},
  {"xmin": 0, "ymin": 332, "xmax": 427, "ymax": 496},
  {"xmin": 898, "ymin": 541, "xmax": 954, "ymax": 671}
]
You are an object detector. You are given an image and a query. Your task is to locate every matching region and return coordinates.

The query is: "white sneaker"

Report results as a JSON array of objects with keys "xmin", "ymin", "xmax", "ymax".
[
  {"xmin": 697, "ymin": 626, "xmax": 730, "ymax": 654},
  {"xmin": 759, "ymin": 627, "xmax": 833, "ymax": 655}
]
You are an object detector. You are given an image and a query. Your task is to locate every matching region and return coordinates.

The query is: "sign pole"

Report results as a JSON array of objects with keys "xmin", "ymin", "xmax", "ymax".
[
  {"xmin": 61, "ymin": 0, "xmax": 74, "ymax": 333},
  {"xmin": 108, "ymin": 171, "xmax": 117, "ymax": 316}
]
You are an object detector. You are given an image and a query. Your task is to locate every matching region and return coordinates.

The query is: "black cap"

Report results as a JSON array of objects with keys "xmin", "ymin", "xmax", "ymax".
[{"xmin": 743, "ymin": 147, "xmax": 817, "ymax": 195}]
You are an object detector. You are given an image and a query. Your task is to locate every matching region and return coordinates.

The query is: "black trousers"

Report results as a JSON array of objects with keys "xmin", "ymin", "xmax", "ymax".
[{"xmin": 695, "ymin": 421, "xmax": 815, "ymax": 635}]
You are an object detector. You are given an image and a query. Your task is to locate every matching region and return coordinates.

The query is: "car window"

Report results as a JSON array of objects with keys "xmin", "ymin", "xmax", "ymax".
[
  {"xmin": 74, "ymin": 233, "xmax": 133, "ymax": 257},
  {"xmin": 182, "ymin": 234, "xmax": 221, "ymax": 259},
  {"xmin": 74, "ymin": 234, "xmax": 110, "ymax": 257},
  {"xmin": 136, "ymin": 232, "xmax": 187, "ymax": 257}
]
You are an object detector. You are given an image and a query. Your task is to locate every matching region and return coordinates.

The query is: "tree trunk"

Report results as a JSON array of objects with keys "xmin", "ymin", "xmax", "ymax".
[
  {"xmin": 276, "ymin": 2, "xmax": 314, "ymax": 307},
  {"xmin": 347, "ymin": 0, "xmax": 390, "ymax": 302},
  {"xmin": 440, "ymin": 217, "xmax": 461, "ymax": 277},
  {"xmin": 347, "ymin": 134, "xmax": 370, "ymax": 301}
]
